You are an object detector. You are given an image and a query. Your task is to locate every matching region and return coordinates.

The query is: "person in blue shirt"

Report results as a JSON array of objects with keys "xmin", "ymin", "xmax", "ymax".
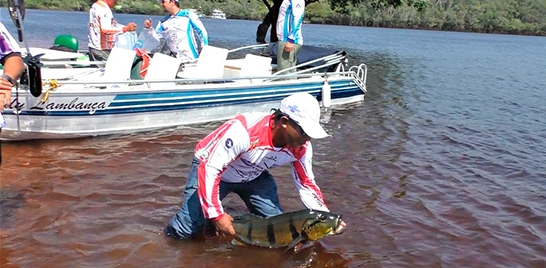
[
  {"xmin": 142, "ymin": 0, "xmax": 208, "ymax": 62},
  {"xmin": 276, "ymin": 0, "xmax": 305, "ymax": 74}
]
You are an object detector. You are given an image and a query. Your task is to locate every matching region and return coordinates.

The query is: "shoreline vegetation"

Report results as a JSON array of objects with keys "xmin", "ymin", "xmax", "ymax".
[{"xmin": 5, "ymin": 0, "xmax": 546, "ymax": 36}]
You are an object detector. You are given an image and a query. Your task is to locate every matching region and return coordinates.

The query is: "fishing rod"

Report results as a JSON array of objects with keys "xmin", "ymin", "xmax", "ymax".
[{"xmin": 7, "ymin": 0, "xmax": 43, "ymax": 97}]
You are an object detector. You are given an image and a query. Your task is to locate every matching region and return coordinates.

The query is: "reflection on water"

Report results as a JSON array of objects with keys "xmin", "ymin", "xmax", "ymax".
[{"xmin": 2, "ymin": 9, "xmax": 546, "ymax": 268}]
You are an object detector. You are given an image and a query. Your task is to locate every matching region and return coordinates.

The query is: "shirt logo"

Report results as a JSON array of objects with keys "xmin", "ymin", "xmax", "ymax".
[{"xmin": 225, "ymin": 138, "xmax": 233, "ymax": 149}]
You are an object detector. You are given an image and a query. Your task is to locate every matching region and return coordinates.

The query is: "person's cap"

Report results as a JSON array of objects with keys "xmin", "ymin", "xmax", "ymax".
[{"xmin": 279, "ymin": 92, "xmax": 329, "ymax": 139}]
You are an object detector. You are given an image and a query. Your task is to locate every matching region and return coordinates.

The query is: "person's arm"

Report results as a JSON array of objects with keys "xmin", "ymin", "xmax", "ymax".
[
  {"xmin": 142, "ymin": 19, "xmax": 164, "ymax": 42},
  {"xmin": 188, "ymin": 12, "xmax": 208, "ymax": 46},
  {"xmin": 287, "ymin": 0, "xmax": 305, "ymax": 44},
  {"xmin": 292, "ymin": 143, "xmax": 347, "ymax": 233},
  {"xmin": 195, "ymin": 117, "xmax": 250, "ymax": 235},
  {"xmin": 1, "ymin": 53, "xmax": 25, "ymax": 82},
  {"xmin": 291, "ymin": 143, "xmax": 329, "ymax": 211},
  {"xmin": 99, "ymin": 13, "xmax": 135, "ymax": 35},
  {"xmin": 0, "ymin": 53, "xmax": 25, "ymax": 110}
]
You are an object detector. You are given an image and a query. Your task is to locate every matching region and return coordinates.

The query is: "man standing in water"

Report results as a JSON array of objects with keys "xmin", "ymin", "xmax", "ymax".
[
  {"xmin": 0, "ymin": 22, "xmax": 25, "ymax": 165},
  {"xmin": 88, "ymin": 0, "xmax": 137, "ymax": 61},
  {"xmin": 164, "ymin": 92, "xmax": 346, "ymax": 239},
  {"xmin": 276, "ymin": 0, "xmax": 305, "ymax": 74}
]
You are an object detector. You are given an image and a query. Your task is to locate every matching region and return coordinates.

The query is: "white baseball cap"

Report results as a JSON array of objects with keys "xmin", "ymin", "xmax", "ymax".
[{"xmin": 279, "ymin": 92, "xmax": 329, "ymax": 139}]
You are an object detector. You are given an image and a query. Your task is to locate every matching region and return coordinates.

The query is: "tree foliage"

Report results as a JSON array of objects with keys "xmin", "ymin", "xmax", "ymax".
[{"xmin": 2, "ymin": 0, "xmax": 544, "ymax": 36}]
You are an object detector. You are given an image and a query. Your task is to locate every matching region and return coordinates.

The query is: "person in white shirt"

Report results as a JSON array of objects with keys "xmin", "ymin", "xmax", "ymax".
[
  {"xmin": 164, "ymin": 92, "xmax": 347, "ymax": 239},
  {"xmin": 88, "ymin": 0, "xmax": 137, "ymax": 61},
  {"xmin": 142, "ymin": 0, "xmax": 208, "ymax": 62}
]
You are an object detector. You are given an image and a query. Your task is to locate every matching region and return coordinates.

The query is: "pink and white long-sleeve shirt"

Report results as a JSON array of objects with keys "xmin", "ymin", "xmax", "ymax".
[{"xmin": 195, "ymin": 112, "xmax": 329, "ymax": 219}]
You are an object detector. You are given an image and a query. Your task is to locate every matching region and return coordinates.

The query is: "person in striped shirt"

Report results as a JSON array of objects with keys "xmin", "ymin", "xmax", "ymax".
[
  {"xmin": 164, "ymin": 92, "xmax": 347, "ymax": 239},
  {"xmin": 87, "ymin": 0, "xmax": 137, "ymax": 61}
]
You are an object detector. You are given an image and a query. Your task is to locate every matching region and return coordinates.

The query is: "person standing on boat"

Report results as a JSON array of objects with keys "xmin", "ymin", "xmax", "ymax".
[
  {"xmin": 141, "ymin": 0, "xmax": 208, "ymax": 62},
  {"xmin": 276, "ymin": 0, "xmax": 305, "ymax": 74},
  {"xmin": 0, "ymin": 22, "xmax": 25, "ymax": 165},
  {"xmin": 164, "ymin": 92, "xmax": 346, "ymax": 239},
  {"xmin": 87, "ymin": 0, "xmax": 137, "ymax": 61}
]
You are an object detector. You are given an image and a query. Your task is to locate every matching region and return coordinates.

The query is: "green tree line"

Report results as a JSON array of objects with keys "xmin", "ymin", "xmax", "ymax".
[{"xmin": 5, "ymin": 0, "xmax": 546, "ymax": 36}]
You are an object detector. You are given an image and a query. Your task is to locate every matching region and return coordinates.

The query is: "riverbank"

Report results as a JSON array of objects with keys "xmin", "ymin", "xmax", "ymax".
[{"xmin": 3, "ymin": 0, "xmax": 545, "ymax": 36}]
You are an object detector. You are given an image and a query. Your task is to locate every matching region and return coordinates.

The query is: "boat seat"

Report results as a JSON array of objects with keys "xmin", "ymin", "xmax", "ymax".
[
  {"xmin": 144, "ymin": 52, "xmax": 181, "ymax": 88},
  {"xmin": 102, "ymin": 47, "xmax": 137, "ymax": 80},
  {"xmin": 77, "ymin": 47, "xmax": 136, "ymax": 87},
  {"xmin": 177, "ymin": 45, "xmax": 229, "ymax": 80},
  {"xmin": 238, "ymin": 54, "xmax": 272, "ymax": 83}
]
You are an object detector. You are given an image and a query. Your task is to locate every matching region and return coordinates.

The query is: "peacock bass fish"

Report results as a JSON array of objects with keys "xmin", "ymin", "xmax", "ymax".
[{"xmin": 231, "ymin": 209, "xmax": 343, "ymax": 250}]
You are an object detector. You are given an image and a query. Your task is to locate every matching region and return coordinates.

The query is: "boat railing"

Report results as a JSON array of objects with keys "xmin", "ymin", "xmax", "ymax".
[
  {"xmin": 34, "ymin": 44, "xmax": 366, "ymax": 91},
  {"xmin": 41, "ymin": 60, "xmax": 105, "ymax": 67},
  {"xmin": 349, "ymin": 63, "xmax": 368, "ymax": 93},
  {"xmin": 227, "ymin": 44, "xmax": 269, "ymax": 54},
  {"xmin": 226, "ymin": 44, "xmax": 348, "ymax": 80},
  {"xmin": 271, "ymin": 51, "xmax": 346, "ymax": 77},
  {"xmin": 38, "ymin": 43, "xmax": 272, "ymax": 69},
  {"xmin": 49, "ymin": 70, "xmax": 359, "ymax": 87}
]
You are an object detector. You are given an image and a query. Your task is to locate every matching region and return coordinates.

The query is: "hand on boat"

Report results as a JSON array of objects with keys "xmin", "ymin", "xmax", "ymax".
[
  {"xmin": 212, "ymin": 213, "xmax": 237, "ymax": 237},
  {"xmin": 125, "ymin": 22, "xmax": 137, "ymax": 32}
]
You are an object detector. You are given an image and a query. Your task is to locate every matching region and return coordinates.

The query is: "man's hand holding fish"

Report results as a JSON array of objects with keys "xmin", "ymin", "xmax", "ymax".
[{"xmin": 212, "ymin": 213, "xmax": 236, "ymax": 237}]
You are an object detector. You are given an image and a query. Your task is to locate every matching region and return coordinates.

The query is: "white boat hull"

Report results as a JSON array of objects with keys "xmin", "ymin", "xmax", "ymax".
[
  {"xmin": 1, "ymin": 43, "xmax": 368, "ymax": 141},
  {"xmin": 1, "ymin": 76, "xmax": 365, "ymax": 141}
]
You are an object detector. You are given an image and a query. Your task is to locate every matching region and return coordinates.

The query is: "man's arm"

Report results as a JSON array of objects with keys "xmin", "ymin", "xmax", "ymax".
[
  {"xmin": 195, "ymin": 117, "xmax": 250, "ymax": 234},
  {"xmin": 99, "ymin": 13, "xmax": 134, "ymax": 35},
  {"xmin": 291, "ymin": 143, "xmax": 329, "ymax": 211},
  {"xmin": 0, "ymin": 22, "xmax": 25, "ymax": 110},
  {"xmin": 287, "ymin": 0, "xmax": 305, "ymax": 43},
  {"xmin": 188, "ymin": 12, "xmax": 208, "ymax": 46},
  {"xmin": 0, "ymin": 53, "xmax": 24, "ymax": 110},
  {"xmin": 142, "ymin": 19, "xmax": 165, "ymax": 43},
  {"xmin": 1, "ymin": 53, "xmax": 25, "ymax": 81}
]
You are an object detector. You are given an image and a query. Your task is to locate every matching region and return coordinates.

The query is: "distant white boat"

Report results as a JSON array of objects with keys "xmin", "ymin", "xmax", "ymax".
[{"xmin": 211, "ymin": 8, "xmax": 226, "ymax": 19}]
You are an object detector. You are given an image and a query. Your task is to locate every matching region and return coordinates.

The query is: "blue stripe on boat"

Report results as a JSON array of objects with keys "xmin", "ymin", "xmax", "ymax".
[{"xmin": 13, "ymin": 82, "xmax": 362, "ymax": 116}]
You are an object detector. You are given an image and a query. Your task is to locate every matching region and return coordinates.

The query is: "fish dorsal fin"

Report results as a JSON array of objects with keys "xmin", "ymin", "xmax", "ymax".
[{"xmin": 232, "ymin": 213, "xmax": 264, "ymax": 223}]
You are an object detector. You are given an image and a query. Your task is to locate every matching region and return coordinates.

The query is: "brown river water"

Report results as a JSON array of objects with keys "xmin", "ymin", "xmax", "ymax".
[{"xmin": 1, "ymin": 9, "xmax": 546, "ymax": 268}]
